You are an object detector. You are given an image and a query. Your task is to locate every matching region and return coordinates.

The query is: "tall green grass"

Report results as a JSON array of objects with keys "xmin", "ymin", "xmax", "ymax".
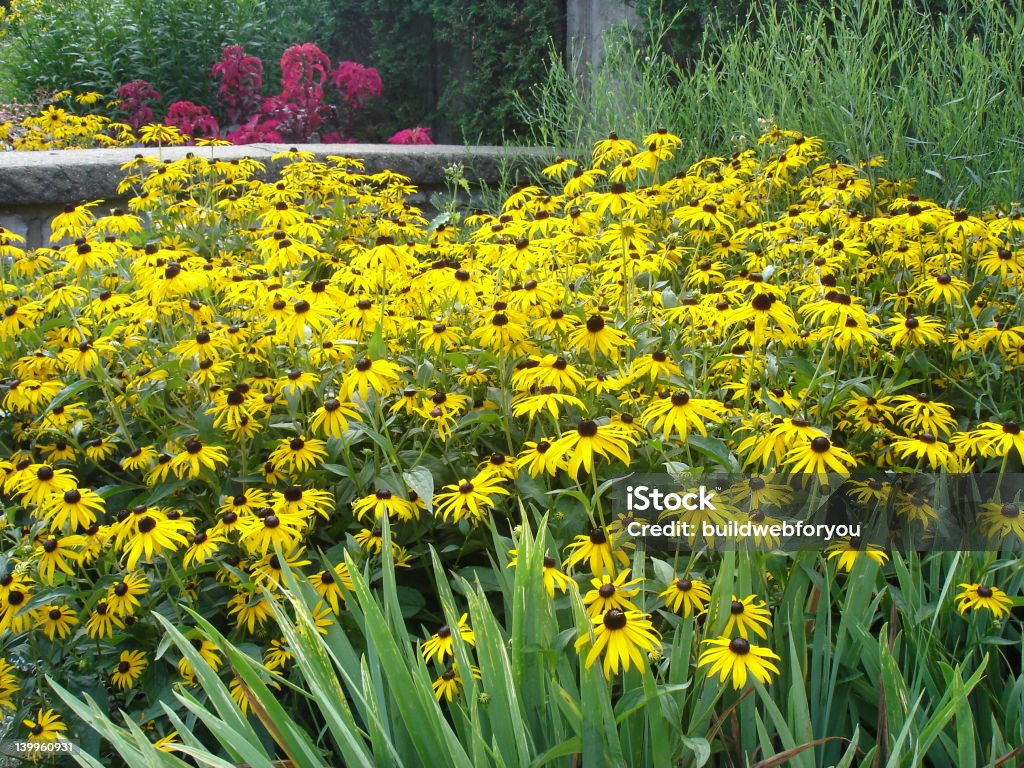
[
  {"xmin": 519, "ymin": 0, "xmax": 1024, "ymax": 209},
  {"xmin": 51, "ymin": 517, "xmax": 1024, "ymax": 766}
]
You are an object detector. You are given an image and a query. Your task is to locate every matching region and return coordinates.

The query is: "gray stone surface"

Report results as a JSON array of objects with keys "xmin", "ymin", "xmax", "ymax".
[{"xmin": 0, "ymin": 143, "xmax": 554, "ymax": 206}]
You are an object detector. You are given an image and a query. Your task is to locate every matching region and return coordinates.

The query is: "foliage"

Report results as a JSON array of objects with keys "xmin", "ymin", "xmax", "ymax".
[
  {"xmin": 521, "ymin": 0, "xmax": 1024, "ymax": 209},
  {"xmin": 0, "ymin": 45, "xmax": 428, "ymax": 148},
  {"xmin": 0, "ymin": 0, "xmax": 332, "ymax": 111},
  {"xmin": 326, "ymin": 0, "xmax": 565, "ymax": 143},
  {"xmin": 0, "ymin": 129, "xmax": 1023, "ymax": 764}
]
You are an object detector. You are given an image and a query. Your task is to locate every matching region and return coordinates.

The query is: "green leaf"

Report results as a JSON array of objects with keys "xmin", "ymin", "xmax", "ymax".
[{"xmin": 403, "ymin": 466, "xmax": 435, "ymax": 512}]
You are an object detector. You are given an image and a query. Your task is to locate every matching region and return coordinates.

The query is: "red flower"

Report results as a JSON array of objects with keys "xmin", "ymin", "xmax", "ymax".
[
  {"xmin": 388, "ymin": 127, "xmax": 433, "ymax": 145},
  {"xmin": 164, "ymin": 101, "xmax": 220, "ymax": 142}
]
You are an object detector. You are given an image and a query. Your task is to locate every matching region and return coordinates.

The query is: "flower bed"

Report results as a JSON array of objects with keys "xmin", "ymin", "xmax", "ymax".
[{"xmin": 0, "ymin": 129, "xmax": 1022, "ymax": 764}]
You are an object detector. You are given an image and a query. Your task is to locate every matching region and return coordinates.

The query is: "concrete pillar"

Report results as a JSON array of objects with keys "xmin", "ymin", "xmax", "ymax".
[{"xmin": 566, "ymin": 0, "xmax": 639, "ymax": 87}]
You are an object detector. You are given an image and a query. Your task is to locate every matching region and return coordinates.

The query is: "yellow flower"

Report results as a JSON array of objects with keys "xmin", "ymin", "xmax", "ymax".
[
  {"xmin": 824, "ymin": 538, "xmax": 889, "ymax": 572},
  {"xmin": 563, "ymin": 527, "xmax": 630, "ymax": 577},
  {"xmin": 422, "ymin": 613, "xmax": 476, "ymax": 664},
  {"xmin": 955, "ymin": 583, "xmax": 1012, "ymax": 619},
  {"xmin": 698, "ymin": 636, "xmax": 781, "ymax": 689},
  {"xmin": 582, "ymin": 569, "xmax": 642, "ymax": 617},
  {"xmin": 721, "ymin": 595, "xmax": 773, "ymax": 639},
  {"xmin": 111, "ymin": 650, "xmax": 148, "ymax": 688},
  {"xmin": 432, "ymin": 663, "xmax": 481, "ymax": 702},
  {"xmin": 575, "ymin": 609, "xmax": 661, "ymax": 678},
  {"xmin": 433, "ymin": 474, "xmax": 509, "ymax": 525},
  {"xmin": 659, "ymin": 577, "xmax": 712, "ymax": 617},
  {"xmin": 551, "ymin": 420, "xmax": 635, "ymax": 481},
  {"xmin": 23, "ymin": 708, "xmax": 67, "ymax": 742}
]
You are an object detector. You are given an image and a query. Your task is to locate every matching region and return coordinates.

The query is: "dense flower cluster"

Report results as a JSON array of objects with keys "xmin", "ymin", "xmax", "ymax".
[
  {"xmin": 0, "ymin": 43, "xmax": 431, "ymax": 150},
  {"xmin": 0, "ymin": 129, "xmax": 1020, "ymax": 739}
]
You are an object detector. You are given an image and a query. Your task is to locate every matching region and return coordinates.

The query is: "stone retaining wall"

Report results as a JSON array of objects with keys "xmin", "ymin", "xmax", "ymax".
[{"xmin": 0, "ymin": 143, "xmax": 554, "ymax": 249}]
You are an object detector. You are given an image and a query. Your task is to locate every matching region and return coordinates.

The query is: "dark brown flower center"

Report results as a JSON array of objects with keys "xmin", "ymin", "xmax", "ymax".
[
  {"xmin": 810, "ymin": 436, "xmax": 831, "ymax": 453},
  {"xmin": 729, "ymin": 637, "xmax": 750, "ymax": 654},
  {"xmin": 603, "ymin": 609, "xmax": 627, "ymax": 629}
]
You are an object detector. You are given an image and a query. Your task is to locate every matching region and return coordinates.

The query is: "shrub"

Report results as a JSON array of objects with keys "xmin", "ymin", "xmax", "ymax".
[{"xmin": 0, "ymin": 0, "xmax": 332, "ymax": 110}]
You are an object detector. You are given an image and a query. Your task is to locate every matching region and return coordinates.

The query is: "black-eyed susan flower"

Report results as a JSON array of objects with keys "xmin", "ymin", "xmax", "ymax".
[
  {"xmin": 37, "ymin": 486, "xmax": 105, "ymax": 531},
  {"xmin": 892, "ymin": 394, "xmax": 957, "ymax": 438},
  {"xmin": 884, "ymin": 313, "xmax": 945, "ymax": 348},
  {"xmin": 178, "ymin": 638, "xmax": 222, "ymax": 685},
  {"xmin": 269, "ymin": 435, "xmax": 328, "ymax": 474},
  {"xmin": 170, "ymin": 438, "xmax": 228, "ymax": 479},
  {"xmin": 563, "ymin": 527, "xmax": 630, "ymax": 577},
  {"xmin": 36, "ymin": 604, "xmax": 79, "ymax": 640},
  {"xmin": 85, "ymin": 601, "xmax": 125, "ymax": 640},
  {"xmin": 433, "ymin": 474, "xmax": 509, "ymax": 525},
  {"xmin": 964, "ymin": 421, "xmax": 1024, "ymax": 462},
  {"xmin": 0, "ymin": 658, "xmax": 19, "ymax": 710},
  {"xmin": 238, "ymin": 509, "xmax": 307, "ymax": 555},
  {"xmin": 309, "ymin": 397, "xmax": 361, "ymax": 438},
  {"xmin": 516, "ymin": 439, "xmax": 566, "ymax": 477},
  {"xmin": 889, "ymin": 432, "xmax": 954, "ymax": 470},
  {"xmin": 183, "ymin": 529, "xmax": 227, "ymax": 568},
  {"xmin": 311, "ymin": 564, "xmax": 354, "ymax": 613},
  {"xmin": 432, "ymin": 663, "xmax": 482, "ymax": 703},
  {"xmin": 956, "ymin": 583, "xmax": 1012, "ymax": 618},
  {"xmin": 340, "ymin": 357, "xmax": 402, "ymax": 401},
  {"xmin": 14, "ymin": 464, "xmax": 77, "ymax": 505},
  {"xmin": 783, "ymin": 436, "xmax": 857, "ymax": 477},
  {"xmin": 575, "ymin": 609, "xmax": 661, "ymax": 678},
  {"xmin": 541, "ymin": 555, "xmax": 575, "ymax": 597},
  {"xmin": 34, "ymin": 534, "xmax": 84, "ymax": 583},
  {"xmin": 144, "ymin": 453, "xmax": 175, "ymax": 485},
  {"xmin": 227, "ymin": 592, "xmax": 276, "ymax": 634},
  {"xmin": 111, "ymin": 650, "xmax": 148, "ymax": 689},
  {"xmin": 582, "ymin": 569, "xmax": 642, "ymax": 617},
  {"xmin": 106, "ymin": 571, "xmax": 148, "ymax": 616},
  {"xmin": 23, "ymin": 708, "xmax": 67, "ymax": 742},
  {"xmin": 352, "ymin": 489, "xmax": 419, "ymax": 522},
  {"xmin": 697, "ymin": 636, "xmax": 781, "ymax": 689},
  {"xmin": 121, "ymin": 513, "xmax": 191, "ymax": 570},
  {"xmin": 264, "ymin": 638, "xmax": 293, "ymax": 671},
  {"xmin": 722, "ymin": 595, "xmax": 773, "ymax": 639},
  {"xmin": 979, "ymin": 502, "xmax": 1024, "ymax": 541},
  {"xmin": 251, "ymin": 548, "xmax": 312, "ymax": 587},
  {"xmin": 422, "ymin": 613, "xmax": 475, "ymax": 664},
  {"xmin": 641, "ymin": 391, "xmax": 725, "ymax": 439},
  {"xmin": 659, "ymin": 577, "xmax": 712, "ymax": 617},
  {"xmin": 824, "ymin": 538, "xmax": 889, "ymax": 572},
  {"xmin": 271, "ymin": 486, "xmax": 333, "ymax": 519},
  {"xmin": 567, "ymin": 315, "xmax": 633, "ymax": 358},
  {"xmin": 551, "ymin": 419, "xmax": 635, "ymax": 481}
]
